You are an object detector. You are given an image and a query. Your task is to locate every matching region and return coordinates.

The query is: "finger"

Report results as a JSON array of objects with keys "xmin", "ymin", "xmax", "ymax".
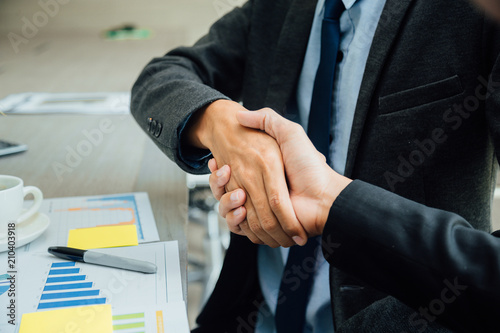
[
  {"xmin": 243, "ymin": 194, "xmax": 280, "ymax": 247},
  {"xmin": 236, "ymin": 109, "xmax": 268, "ymax": 131},
  {"xmin": 263, "ymin": 171, "xmax": 308, "ymax": 246},
  {"xmin": 224, "ymin": 176, "xmax": 273, "ymax": 246},
  {"xmin": 243, "ymin": 149, "xmax": 306, "ymax": 246},
  {"xmin": 219, "ymin": 189, "xmax": 246, "ymax": 218},
  {"xmin": 238, "ymin": 110, "xmax": 308, "ymax": 246},
  {"xmin": 228, "ymin": 147, "xmax": 301, "ymax": 247},
  {"xmin": 208, "ymin": 158, "xmax": 218, "ymax": 172},
  {"xmin": 238, "ymin": 220, "xmax": 265, "ymax": 245},
  {"xmin": 209, "ymin": 165, "xmax": 230, "ymax": 201},
  {"xmin": 237, "ymin": 108, "xmax": 292, "ymax": 147},
  {"xmin": 225, "ymin": 206, "xmax": 247, "ymax": 235}
]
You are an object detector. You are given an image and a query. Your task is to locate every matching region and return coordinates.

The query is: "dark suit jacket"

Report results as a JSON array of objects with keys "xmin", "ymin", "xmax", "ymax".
[
  {"xmin": 326, "ymin": 180, "xmax": 500, "ymax": 333},
  {"xmin": 131, "ymin": 0, "xmax": 500, "ymax": 331}
]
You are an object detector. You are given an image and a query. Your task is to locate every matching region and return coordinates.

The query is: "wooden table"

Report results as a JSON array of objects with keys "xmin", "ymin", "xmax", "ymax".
[{"xmin": 0, "ymin": 113, "xmax": 188, "ymax": 299}]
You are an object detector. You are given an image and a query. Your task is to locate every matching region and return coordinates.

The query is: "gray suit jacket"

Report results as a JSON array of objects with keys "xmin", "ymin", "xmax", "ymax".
[{"xmin": 131, "ymin": 0, "xmax": 500, "ymax": 331}]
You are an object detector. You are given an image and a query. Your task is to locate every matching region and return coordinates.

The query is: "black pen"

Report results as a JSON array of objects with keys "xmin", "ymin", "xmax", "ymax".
[{"xmin": 48, "ymin": 246, "xmax": 157, "ymax": 274}]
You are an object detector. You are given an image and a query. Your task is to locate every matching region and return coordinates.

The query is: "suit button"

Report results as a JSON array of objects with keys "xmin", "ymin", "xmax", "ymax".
[
  {"xmin": 151, "ymin": 120, "xmax": 158, "ymax": 135},
  {"xmin": 154, "ymin": 122, "xmax": 162, "ymax": 137},
  {"xmin": 147, "ymin": 117, "xmax": 156, "ymax": 133},
  {"xmin": 147, "ymin": 117, "xmax": 153, "ymax": 132},
  {"xmin": 147, "ymin": 117, "xmax": 162, "ymax": 137}
]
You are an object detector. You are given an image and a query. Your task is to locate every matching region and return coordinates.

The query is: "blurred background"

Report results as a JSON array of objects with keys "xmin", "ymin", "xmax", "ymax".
[{"xmin": 0, "ymin": 0, "xmax": 242, "ymax": 97}]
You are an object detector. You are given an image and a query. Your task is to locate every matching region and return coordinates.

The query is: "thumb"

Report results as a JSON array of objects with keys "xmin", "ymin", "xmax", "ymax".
[{"xmin": 236, "ymin": 108, "xmax": 287, "ymax": 142}]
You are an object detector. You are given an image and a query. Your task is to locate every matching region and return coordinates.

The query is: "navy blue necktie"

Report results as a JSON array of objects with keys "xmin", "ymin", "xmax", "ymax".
[
  {"xmin": 307, "ymin": 0, "xmax": 345, "ymax": 164},
  {"xmin": 275, "ymin": 1, "xmax": 344, "ymax": 332}
]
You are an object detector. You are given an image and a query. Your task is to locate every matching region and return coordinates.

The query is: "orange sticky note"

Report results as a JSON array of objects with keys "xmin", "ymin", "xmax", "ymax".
[
  {"xmin": 19, "ymin": 304, "xmax": 113, "ymax": 333},
  {"xmin": 67, "ymin": 224, "xmax": 139, "ymax": 249}
]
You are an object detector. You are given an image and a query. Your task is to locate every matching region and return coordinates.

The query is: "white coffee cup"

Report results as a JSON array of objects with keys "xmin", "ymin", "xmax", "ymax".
[{"xmin": 0, "ymin": 175, "xmax": 43, "ymax": 237}]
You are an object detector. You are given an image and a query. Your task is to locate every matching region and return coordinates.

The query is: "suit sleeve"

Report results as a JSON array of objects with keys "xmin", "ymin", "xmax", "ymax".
[
  {"xmin": 484, "ymin": 21, "xmax": 500, "ymax": 165},
  {"xmin": 322, "ymin": 180, "xmax": 500, "ymax": 333},
  {"xmin": 130, "ymin": 1, "xmax": 253, "ymax": 174}
]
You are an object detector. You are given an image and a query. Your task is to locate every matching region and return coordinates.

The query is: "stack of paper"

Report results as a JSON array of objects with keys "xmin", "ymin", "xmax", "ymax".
[{"xmin": 0, "ymin": 92, "xmax": 130, "ymax": 114}]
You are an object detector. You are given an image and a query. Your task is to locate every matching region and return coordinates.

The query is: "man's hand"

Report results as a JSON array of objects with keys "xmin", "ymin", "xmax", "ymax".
[
  {"xmin": 186, "ymin": 100, "xmax": 307, "ymax": 247},
  {"xmin": 210, "ymin": 108, "xmax": 352, "ymax": 237}
]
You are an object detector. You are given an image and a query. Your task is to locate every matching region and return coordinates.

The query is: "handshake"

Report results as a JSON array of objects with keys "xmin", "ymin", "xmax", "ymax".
[{"xmin": 202, "ymin": 102, "xmax": 352, "ymax": 248}]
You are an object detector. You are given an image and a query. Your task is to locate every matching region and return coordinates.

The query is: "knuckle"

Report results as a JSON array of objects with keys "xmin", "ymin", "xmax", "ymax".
[
  {"xmin": 281, "ymin": 223, "xmax": 300, "ymax": 237},
  {"xmin": 261, "ymin": 151, "xmax": 280, "ymax": 166},
  {"xmin": 251, "ymin": 238, "xmax": 264, "ymax": 245},
  {"xmin": 218, "ymin": 204, "xmax": 227, "ymax": 218},
  {"xmin": 268, "ymin": 193, "xmax": 282, "ymax": 210},
  {"xmin": 209, "ymin": 177, "xmax": 218, "ymax": 193},
  {"xmin": 318, "ymin": 152, "xmax": 326, "ymax": 163},
  {"xmin": 245, "ymin": 214, "xmax": 262, "ymax": 234},
  {"xmin": 290, "ymin": 121, "xmax": 303, "ymax": 132},
  {"xmin": 248, "ymin": 220, "xmax": 263, "ymax": 234},
  {"xmin": 259, "ymin": 216, "xmax": 277, "ymax": 232},
  {"xmin": 250, "ymin": 199, "xmax": 266, "ymax": 214},
  {"xmin": 225, "ymin": 177, "xmax": 239, "ymax": 192},
  {"xmin": 239, "ymin": 220, "xmax": 249, "ymax": 231},
  {"xmin": 261, "ymin": 218, "xmax": 279, "ymax": 233},
  {"xmin": 208, "ymin": 173, "xmax": 215, "ymax": 185},
  {"xmin": 228, "ymin": 225, "xmax": 239, "ymax": 234}
]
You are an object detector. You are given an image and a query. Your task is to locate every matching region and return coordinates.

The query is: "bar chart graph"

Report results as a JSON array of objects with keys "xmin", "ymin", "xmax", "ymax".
[
  {"xmin": 54, "ymin": 194, "xmax": 145, "ymax": 240},
  {"xmin": 0, "ymin": 242, "xmax": 184, "ymax": 333},
  {"xmin": 38, "ymin": 262, "xmax": 106, "ymax": 310}
]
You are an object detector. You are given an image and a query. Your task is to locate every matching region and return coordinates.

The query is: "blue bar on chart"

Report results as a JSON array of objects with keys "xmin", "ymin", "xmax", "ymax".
[
  {"xmin": 38, "ymin": 262, "xmax": 106, "ymax": 310},
  {"xmin": 44, "ymin": 282, "xmax": 93, "ymax": 291},
  {"xmin": 49, "ymin": 268, "xmax": 80, "ymax": 275},
  {"xmin": 0, "ymin": 274, "xmax": 11, "ymax": 296},
  {"xmin": 40, "ymin": 290, "xmax": 100, "ymax": 300},
  {"xmin": 51, "ymin": 262, "xmax": 77, "ymax": 268},
  {"xmin": 46, "ymin": 275, "xmax": 86, "ymax": 283},
  {"xmin": 38, "ymin": 298, "xmax": 107, "ymax": 310}
]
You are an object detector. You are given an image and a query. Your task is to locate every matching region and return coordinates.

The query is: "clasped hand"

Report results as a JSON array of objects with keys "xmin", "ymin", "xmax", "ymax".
[{"xmin": 206, "ymin": 107, "xmax": 351, "ymax": 247}]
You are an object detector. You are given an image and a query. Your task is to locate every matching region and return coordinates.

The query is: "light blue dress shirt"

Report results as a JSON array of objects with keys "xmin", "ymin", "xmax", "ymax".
[{"xmin": 256, "ymin": 0, "xmax": 387, "ymax": 332}]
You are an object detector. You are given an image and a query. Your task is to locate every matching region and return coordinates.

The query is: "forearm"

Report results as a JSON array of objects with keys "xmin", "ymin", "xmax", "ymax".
[
  {"xmin": 322, "ymin": 180, "xmax": 500, "ymax": 332},
  {"xmin": 131, "ymin": 67, "xmax": 227, "ymax": 173},
  {"xmin": 130, "ymin": 3, "xmax": 252, "ymax": 173}
]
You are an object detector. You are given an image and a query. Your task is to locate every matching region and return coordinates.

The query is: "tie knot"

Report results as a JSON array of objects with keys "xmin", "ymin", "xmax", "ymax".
[{"xmin": 324, "ymin": 0, "xmax": 345, "ymax": 20}]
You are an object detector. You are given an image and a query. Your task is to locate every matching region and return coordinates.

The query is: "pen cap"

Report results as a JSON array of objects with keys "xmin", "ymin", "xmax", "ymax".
[{"xmin": 48, "ymin": 246, "xmax": 86, "ymax": 262}]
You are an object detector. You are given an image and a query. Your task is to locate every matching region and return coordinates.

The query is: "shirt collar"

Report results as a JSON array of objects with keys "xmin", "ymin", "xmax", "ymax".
[
  {"xmin": 319, "ymin": 0, "xmax": 359, "ymax": 13},
  {"xmin": 342, "ymin": 0, "xmax": 357, "ymax": 10}
]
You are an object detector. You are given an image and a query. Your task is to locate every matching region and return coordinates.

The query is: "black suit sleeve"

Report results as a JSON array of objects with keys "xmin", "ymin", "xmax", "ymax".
[{"xmin": 322, "ymin": 180, "xmax": 500, "ymax": 333}]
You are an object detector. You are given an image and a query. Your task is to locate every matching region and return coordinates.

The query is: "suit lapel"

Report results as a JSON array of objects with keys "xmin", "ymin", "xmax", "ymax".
[
  {"xmin": 344, "ymin": 0, "xmax": 414, "ymax": 178},
  {"xmin": 264, "ymin": 0, "xmax": 318, "ymax": 112}
]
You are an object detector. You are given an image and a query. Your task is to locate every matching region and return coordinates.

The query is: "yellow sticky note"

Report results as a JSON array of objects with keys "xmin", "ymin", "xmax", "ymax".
[
  {"xmin": 67, "ymin": 224, "xmax": 139, "ymax": 249},
  {"xmin": 19, "ymin": 304, "xmax": 113, "ymax": 333}
]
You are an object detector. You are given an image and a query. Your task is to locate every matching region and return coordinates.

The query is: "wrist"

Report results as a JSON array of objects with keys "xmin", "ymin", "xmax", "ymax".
[
  {"xmin": 318, "ymin": 168, "xmax": 352, "ymax": 233},
  {"xmin": 185, "ymin": 99, "xmax": 241, "ymax": 150}
]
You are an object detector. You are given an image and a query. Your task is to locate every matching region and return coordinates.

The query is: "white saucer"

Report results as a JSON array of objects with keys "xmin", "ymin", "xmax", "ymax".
[{"xmin": 0, "ymin": 212, "xmax": 50, "ymax": 252}]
